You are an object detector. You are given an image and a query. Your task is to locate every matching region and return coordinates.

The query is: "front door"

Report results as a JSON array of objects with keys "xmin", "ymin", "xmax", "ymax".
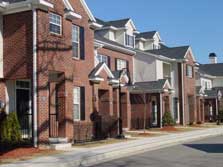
[{"xmin": 16, "ymin": 81, "xmax": 32, "ymax": 139}]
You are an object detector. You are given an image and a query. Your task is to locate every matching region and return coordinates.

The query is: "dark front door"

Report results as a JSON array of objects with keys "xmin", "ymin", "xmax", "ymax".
[{"xmin": 16, "ymin": 89, "xmax": 32, "ymax": 139}]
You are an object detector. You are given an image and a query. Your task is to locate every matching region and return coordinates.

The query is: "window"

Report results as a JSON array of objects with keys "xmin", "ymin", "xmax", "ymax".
[
  {"xmin": 116, "ymin": 59, "xmax": 127, "ymax": 70},
  {"xmin": 49, "ymin": 13, "xmax": 62, "ymax": 35},
  {"xmin": 186, "ymin": 65, "xmax": 193, "ymax": 78},
  {"xmin": 72, "ymin": 25, "xmax": 80, "ymax": 59},
  {"xmin": 96, "ymin": 54, "xmax": 108, "ymax": 65},
  {"xmin": 73, "ymin": 87, "xmax": 80, "ymax": 121},
  {"xmin": 125, "ymin": 33, "xmax": 135, "ymax": 48}
]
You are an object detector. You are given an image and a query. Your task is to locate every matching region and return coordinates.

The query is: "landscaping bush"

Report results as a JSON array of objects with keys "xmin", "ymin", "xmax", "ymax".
[
  {"xmin": 162, "ymin": 111, "xmax": 176, "ymax": 127},
  {"xmin": 0, "ymin": 112, "xmax": 22, "ymax": 145},
  {"xmin": 218, "ymin": 110, "xmax": 223, "ymax": 122}
]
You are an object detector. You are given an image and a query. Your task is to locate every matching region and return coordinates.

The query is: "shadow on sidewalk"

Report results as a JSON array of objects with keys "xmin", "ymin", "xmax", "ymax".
[{"xmin": 184, "ymin": 144, "xmax": 223, "ymax": 153}]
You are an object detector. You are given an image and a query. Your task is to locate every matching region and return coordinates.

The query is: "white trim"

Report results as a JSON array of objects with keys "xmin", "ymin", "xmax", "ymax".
[
  {"xmin": 160, "ymin": 94, "xmax": 163, "ymax": 128},
  {"xmin": 1, "ymin": 0, "xmax": 53, "ymax": 15},
  {"xmin": 90, "ymin": 22, "xmax": 103, "ymax": 29},
  {"xmin": 126, "ymin": 19, "xmax": 137, "ymax": 31},
  {"xmin": 33, "ymin": 9, "xmax": 38, "ymax": 147},
  {"xmin": 94, "ymin": 40, "xmax": 136, "ymax": 55},
  {"xmin": 184, "ymin": 47, "xmax": 196, "ymax": 62},
  {"xmin": 79, "ymin": 0, "xmax": 96, "ymax": 22},
  {"xmin": 95, "ymin": 63, "xmax": 114, "ymax": 79},
  {"xmin": 64, "ymin": 10, "xmax": 82, "ymax": 20},
  {"xmin": 62, "ymin": 0, "xmax": 74, "ymax": 11}
]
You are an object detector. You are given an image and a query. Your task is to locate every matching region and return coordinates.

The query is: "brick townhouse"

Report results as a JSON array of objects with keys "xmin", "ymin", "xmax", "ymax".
[
  {"xmin": 0, "ymin": 0, "xmax": 105, "ymax": 146},
  {"xmin": 132, "ymin": 31, "xmax": 198, "ymax": 126},
  {"xmin": 196, "ymin": 53, "xmax": 223, "ymax": 122},
  {"xmin": 0, "ymin": 0, "xmax": 215, "ymax": 148}
]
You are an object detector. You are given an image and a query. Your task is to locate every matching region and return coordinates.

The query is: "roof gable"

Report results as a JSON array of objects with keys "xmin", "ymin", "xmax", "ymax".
[{"xmin": 89, "ymin": 63, "xmax": 114, "ymax": 80}]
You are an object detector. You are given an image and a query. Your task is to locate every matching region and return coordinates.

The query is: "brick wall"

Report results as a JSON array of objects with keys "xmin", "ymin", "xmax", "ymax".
[
  {"xmin": 36, "ymin": 0, "xmax": 95, "ymax": 143},
  {"xmin": 3, "ymin": 11, "xmax": 33, "ymax": 79}
]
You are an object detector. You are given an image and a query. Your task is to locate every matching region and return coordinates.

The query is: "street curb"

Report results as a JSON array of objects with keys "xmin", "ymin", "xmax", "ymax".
[
  {"xmin": 66, "ymin": 128, "xmax": 223, "ymax": 167},
  {"xmin": 1, "ymin": 128, "xmax": 223, "ymax": 167}
]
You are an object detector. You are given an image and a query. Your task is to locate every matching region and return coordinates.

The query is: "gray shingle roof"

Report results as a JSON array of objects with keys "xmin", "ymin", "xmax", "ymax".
[
  {"xmin": 205, "ymin": 89, "xmax": 219, "ymax": 98},
  {"xmin": 136, "ymin": 31, "xmax": 157, "ymax": 39},
  {"xmin": 96, "ymin": 17, "xmax": 130, "ymax": 28},
  {"xmin": 1, "ymin": 0, "xmax": 25, "ymax": 3},
  {"xmin": 199, "ymin": 63, "xmax": 223, "ymax": 77},
  {"xmin": 130, "ymin": 79, "xmax": 168, "ymax": 93},
  {"xmin": 146, "ymin": 46, "xmax": 190, "ymax": 60}
]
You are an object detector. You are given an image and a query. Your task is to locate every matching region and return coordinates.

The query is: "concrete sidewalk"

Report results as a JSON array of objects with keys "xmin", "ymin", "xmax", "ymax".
[{"xmin": 1, "ymin": 127, "xmax": 223, "ymax": 167}]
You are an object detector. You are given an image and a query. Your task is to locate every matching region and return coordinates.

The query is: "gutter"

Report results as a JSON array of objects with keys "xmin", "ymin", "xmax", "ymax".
[
  {"xmin": 94, "ymin": 39, "xmax": 136, "ymax": 56},
  {"xmin": 33, "ymin": 8, "xmax": 38, "ymax": 147}
]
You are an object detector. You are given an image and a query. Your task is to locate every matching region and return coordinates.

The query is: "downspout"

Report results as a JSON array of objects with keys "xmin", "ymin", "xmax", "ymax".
[
  {"xmin": 181, "ymin": 63, "xmax": 185, "ymax": 125},
  {"xmin": 33, "ymin": 8, "xmax": 38, "ymax": 147}
]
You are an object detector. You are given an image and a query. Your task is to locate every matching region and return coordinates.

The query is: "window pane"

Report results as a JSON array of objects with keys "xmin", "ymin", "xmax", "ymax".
[
  {"xmin": 49, "ymin": 13, "xmax": 61, "ymax": 35},
  {"xmin": 96, "ymin": 54, "xmax": 108, "ymax": 65},
  {"xmin": 73, "ymin": 87, "xmax": 80, "ymax": 120},
  {"xmin": 72, "ymin": 25, "xmax": 80, "ymax": 58}
]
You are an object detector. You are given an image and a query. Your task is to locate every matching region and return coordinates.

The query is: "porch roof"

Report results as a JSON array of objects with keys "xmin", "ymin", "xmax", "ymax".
[
  {"xmin": 128, "ymin": 79, "xmax": 172, "ymax": 94},
  {"xmin": 204, "ymin": 87, "xmax": 223, "ymax": 99}
]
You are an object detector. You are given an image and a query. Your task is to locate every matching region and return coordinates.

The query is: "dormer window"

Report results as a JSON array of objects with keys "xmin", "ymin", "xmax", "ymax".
[{"xmin": 125, "ymin": 33, "xmax": 135, "ymax": 48}]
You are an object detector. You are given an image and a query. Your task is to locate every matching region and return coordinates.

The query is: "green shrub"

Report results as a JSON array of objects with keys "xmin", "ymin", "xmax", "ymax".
[
  {"xmin": 219, "ymin": 110, "xmax": 223, "ymax": 122},
  {"xmin": 162, "ymin": 111, "xmax": 176, "ymax": 127},
  {"xmin": 0, "ymin": 112, "xmax": 22, "ymax": 145}
]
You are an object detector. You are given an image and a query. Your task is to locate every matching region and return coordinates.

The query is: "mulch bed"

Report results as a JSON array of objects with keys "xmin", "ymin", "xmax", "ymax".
[
  {"xmin": 160, "ymin": 126, "xmax": 179, "ymax": 132},
  {"xmin": 0, "ymin": 147, "xmax": 55, "ymax": 161}
]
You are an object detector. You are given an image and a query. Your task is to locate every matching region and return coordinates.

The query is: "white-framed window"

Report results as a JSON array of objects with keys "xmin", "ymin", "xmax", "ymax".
[
  {"xmin": 73, "ymin": 87, "xmax": 80, "ymax": 121},
  {"xmin": 116, "ymin": 59, "xmax": 127, "ymax": 70},
  {"xmin": 72, "ymin": 25, "xmax": 80, "ymax": 59},
  {"xmin": 49, "ymin": 13, "xmax": 62, "ymax": 35},
  {"xmin": 125, "ymin": 33, "xmax": 135, "ymax": 48},
  {"xmin": 96, "ymin": 54, "xmax": 108, "ymax": 65},
  {"xmin": 186, "ymin": 65, "xmax": 193, "ymax": 78}
]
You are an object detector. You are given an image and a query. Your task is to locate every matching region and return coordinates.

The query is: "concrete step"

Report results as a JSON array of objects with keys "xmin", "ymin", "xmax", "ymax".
[
  {"xmin": 49, "ymin": 137, "xmax": 68, "ymax": 144},
  {"xmin": 50, "ymin": 143, "xmax": 72, "ymax": 150}
]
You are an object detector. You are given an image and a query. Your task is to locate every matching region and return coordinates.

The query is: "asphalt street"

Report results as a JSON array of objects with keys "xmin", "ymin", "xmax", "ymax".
[{"xmin": 90, "ymin": 135, "xmax": 223, "ymax": 167}]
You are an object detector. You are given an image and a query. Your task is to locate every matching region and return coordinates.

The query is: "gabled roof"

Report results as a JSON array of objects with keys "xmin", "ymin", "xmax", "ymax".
[
  {"xmin": 129, "ymin": 79, "xmax": 172, "ymax": 93},
  {"xmin": 196, "ymin": 86, "xmax": 205, "ymax": 96},
  {"xmin": 199, "ymin": 63, "xmax": 223, "ymax": 77},
  {"xmin": 89, "ymin": 62, "xmax": 114, "ymax": 79},
  {"xmin": 146, "ymin": 46, "xmax": 190, "ymax": 60},
  {"xmin": 136, "ymin": 31, "xmax": 157, "ymax": 39},
  {"xmin": 96, "ymin": 17, "xmax": 130, "ymax": 28},
  {"xmin": 112, "ymin": 70, "xmax": 129, "ymax": 83}
]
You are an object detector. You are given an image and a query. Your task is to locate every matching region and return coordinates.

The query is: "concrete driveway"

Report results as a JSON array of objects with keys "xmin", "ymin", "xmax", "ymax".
[{"xmin": 91, "ymin": 135, "xmax": 223, "ymax": 167}]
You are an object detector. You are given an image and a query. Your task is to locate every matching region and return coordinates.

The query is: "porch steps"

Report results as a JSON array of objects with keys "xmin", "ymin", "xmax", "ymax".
[{"xmin": 49, "ymin": 138, "xmax": 72, "ymax": 150}]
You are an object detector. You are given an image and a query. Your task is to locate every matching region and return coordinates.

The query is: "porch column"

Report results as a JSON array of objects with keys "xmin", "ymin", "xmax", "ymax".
[{"xmin": 159, "ymin": 93, "xmax": 163, "ymax": 128}]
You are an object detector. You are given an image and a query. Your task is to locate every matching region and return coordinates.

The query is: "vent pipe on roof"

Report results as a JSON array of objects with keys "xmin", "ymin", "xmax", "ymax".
[{"xmin": 209, "ymin": 53, "xmax": 217, "ymax": 64}]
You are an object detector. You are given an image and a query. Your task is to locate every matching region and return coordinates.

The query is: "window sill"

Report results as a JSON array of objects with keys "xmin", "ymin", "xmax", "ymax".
[
  {"xmin": 72, "ymin": 57, "xmax": 81, "ymax": 61},
  {"xmin": 50, "ymin": 32, "xmax": 63, "ymax": 38}
]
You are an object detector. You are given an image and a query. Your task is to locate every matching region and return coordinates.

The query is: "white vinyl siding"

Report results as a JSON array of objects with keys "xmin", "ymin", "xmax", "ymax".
[
  {"xmin": 49, "ymin": 13, "xmax": 62, "ymax": 35},
  {"xmin": 72, "ymin": 25, "xmax": 80, "ymax": 59},
  {"xmin": 73, "ymin": 87, "xmax": 80, "ymax": 121}
]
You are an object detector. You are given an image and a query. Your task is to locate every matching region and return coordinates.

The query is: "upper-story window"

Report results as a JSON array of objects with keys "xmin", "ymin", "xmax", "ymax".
[
  {"xmin": 72, "ymin": 25, "xmax": 80, "ymax": 59},
  {"xmin": 125, "ymin": 33, "xmax": 135, "ymax": 48},
  {"xmin": 116, "ymin": 59, "xmax": 128, "ymax": 71},
  {"xmin": 96, "ymin": 54, "xmax": 109, "ymax": 66},
  {"xmin": 186, "ymin": 65, "xmax": 193, "ymax": 78},
  {"xmin": 49, "ymin": 13, "xmax": 62, "ymax": 35}
]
